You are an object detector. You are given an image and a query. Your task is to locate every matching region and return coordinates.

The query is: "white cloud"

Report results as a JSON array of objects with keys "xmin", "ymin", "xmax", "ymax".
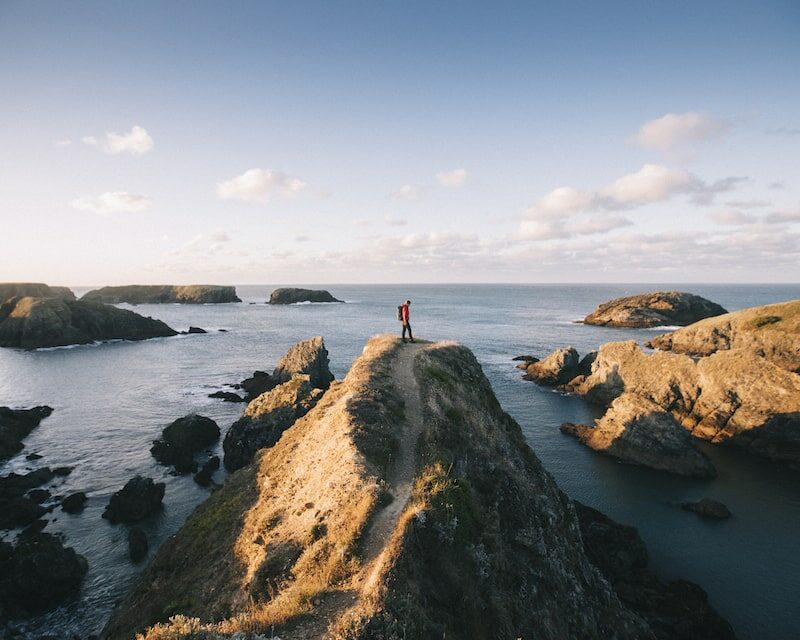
[
  {"xmin": 216, "ymin": 168, "xmax": 306, "ymax": 203},
  {"xmin": 633, "ymin": 111, "xmax": 728, "ymax": 150},
  {"xmin": 600, "ymin": 164, "xmax": 693, "ymax": 206},
  {"xmin": 764, "ymin": 208, "xmax": 800, "ymax": 224},
  {"xmin": 519, "ymin": 215, "xmax": 631, "ymax": 241},
  {"xmin": 435, "ymin": 168, "xmax": 467, "ymax": 188},
  {"xmin": 525, "ymin": 187, "xmax": 595, "ymax": 219},
  {"xmin": 710, "ymin": 209, "xmax": 755, "ymax": 225},
  {"xmin": 82, "ymin": 126, "xmax": 154, "ymax": 155},
  {"xmin": 70, "ymin": 192, "xmax": 152, "ymax": 215},
  {"xmin": 391, "ymin": 184, "xmax": 421, "ymax": 201}
]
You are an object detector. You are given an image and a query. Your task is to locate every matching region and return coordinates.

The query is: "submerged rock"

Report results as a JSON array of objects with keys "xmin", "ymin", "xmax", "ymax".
[
  {"xmin": 0, "ymin": 405, "xmax": 53, "ymax": 460},
  {"xmin": 208, "ymin": 390, "xmax": 245, "ymax": 402},
  {"xmin": 647, "ymin": 299, "xmax": 800, "ymax": 373},
  {"xmin": 0, "ymin": 296, "xmax": 177, "ymax": 349},
  {"xmin": 583, "ymin": 291, "xmax": 727, "ymax": 328},
  {"xmin": 151, "ymin": 414, "xmax": 220, "ymax": 473},
  {"xmin": 682, "ymin": 498, "xmax": 732, "ymax": 520},
  {"xmin": 102, "ymin": 476, "xmax": 165, "ymax": 524},
  {"xmin": 81, "ymin": 284, "xmax": 241, "ymax": 304},
  {"xmin": 268, "ymin": 287, "xmax": 343, "ymax": 304},
  {"xmin": 561, "ymin": 394, "xmax": 716, "ymax": 477},
  {"xmin": 0, "ymin": 532, "xmax": 88, "ymax": 617}
]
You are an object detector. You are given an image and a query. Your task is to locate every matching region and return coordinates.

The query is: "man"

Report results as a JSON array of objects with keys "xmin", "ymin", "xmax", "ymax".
[{"xmin": 400, "ymin": 299, "xmax": 413, "ymax": 343}]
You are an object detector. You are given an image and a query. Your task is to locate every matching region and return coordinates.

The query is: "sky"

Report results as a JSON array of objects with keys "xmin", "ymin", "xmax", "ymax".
[{"xmin": 1, "ymin": 0, "xmax": 799, "ymax": 285}]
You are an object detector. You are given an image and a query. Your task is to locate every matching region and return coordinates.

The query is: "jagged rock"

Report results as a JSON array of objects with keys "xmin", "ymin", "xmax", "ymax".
[
  {"xmin": 583, "ymin": 291, "xmax": 727, "ymax": 328},
  {"xmin": 682, "ymin": 498, "xmax": 731, "ymax": 520},
  {"xmin": 193, "ymin": 456, "xmax": 220, "ymax": 487},
  {"xmin": 268, "ymin": 287, "xmax": 343, "ymax": 304},
  {"xmin": 272, "ymin": 336, "xmax": 334, "ymax": 389},
  {"xmin": 0, "ymin": 405, "xmax": 53, "ymax": 460},
  {"xmin": 128, "ymin": 526, "xmax": 148, "ymax": 563},
  {"xmin": 524, "ymin": 346, "xmax": 579, "ymax": 385},
  {"xmin": 223, "ymin": 375, "xmax": 324, "ymax": 471},
  {"xmin": 27, "ymin": 488, "xmax": 51, "ymax": 504},
  {"xmin": 0, "ymin": 297, "xmax": 177, "ymax": 349},
  {"xmin": 62, "ymin": 492, "xmax": 88, "ymax": 514},
  {"xmin": 150, "ymin": 415, "xmax": 220, "ymax": 473},
  {"xmin": 647, "ymin": 299, "xmax": 800, "ymax": 373},
  {"xmin": 186, "ymin": 326, "xmax": 207, "ymax": 334},
  {"xmin": 561, "ymin": 394, "xmax": 716, "ymax": 477},
  {"xmin": 574, "ymin": 502, "xmax": 736, "ymax": 640},
  {"xmin": 240, "ymin": 371, "xmax": 276, "ymax": 401},
  {"xmin": 0, "ymin": 532, "xmax": 88, "ymax": 617},
  {"xmin": 569, "ymin": 340, "xmax": 800, "ymax": 465},
  {"xmin": 0, "ymin": 282, "xmax": 75, "ymax": 302},
  {"xmin": 0, "ymin": 468, "xmax": 57, "ymax": 529},
  {"xmin": 81, "ymin": 285, "xmax": 241, "ymax": 304},
  {"xmin": 102, "ymin": 476, "xmax": 165, "ymax": 524},
  {"xmin": 208, "ymin": 391, "xmax": 245, "ymax": 402}
]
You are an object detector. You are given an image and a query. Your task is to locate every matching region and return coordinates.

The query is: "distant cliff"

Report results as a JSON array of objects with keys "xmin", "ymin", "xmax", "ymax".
[
  {"xmin": 103, "ymin": 335, "xmax": 731, "ymax": 640},
  {"xmin": 0, "ymin": 282, "xmax": 75, "ymax": 302},
  {"xmin": 81, "ymin": 285, "xmax": 241, "ymax": 304},
  {"xmin": 268, "ymin": 288, "xmax": 342, "ymax": 304}
]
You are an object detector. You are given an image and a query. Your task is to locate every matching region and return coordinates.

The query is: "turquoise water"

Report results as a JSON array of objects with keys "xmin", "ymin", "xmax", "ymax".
[{"xmin": 1, "ymin": 284, "xmax": 799, "ymax": 638}]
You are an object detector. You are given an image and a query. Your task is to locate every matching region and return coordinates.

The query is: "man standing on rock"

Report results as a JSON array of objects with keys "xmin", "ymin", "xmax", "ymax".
[{"xmin": 400, "ymin": 300, "xmax": 414, "ymax": 343}]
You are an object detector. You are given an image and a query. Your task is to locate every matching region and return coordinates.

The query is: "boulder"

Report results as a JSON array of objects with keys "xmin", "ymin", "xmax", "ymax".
[
  {"xmin": 27, "ymin": 488, "xmax": 51, "ymax": 504},
  {"xmin": 223, "ymin": 375, "xmax": 324, "ymax": 471},
  {"xmin": 61, "ymin": 491, "xmax": 88, "ymax": 514},
  {"xmin": 647, "ymin": 299, "xmax": 800, "ymax": 373},
  {"xmin": 0, "ymin": 405, "xmax": 53, "ymax": 460},
  {"xmin": 102, "ymin": 476, "xmax": 165, "ymax": 524},
  {"xmin": 208, "ymin": 391, "xmax": 245, "ymax": 403},
  {"xmin": 561, "ymin": 394, "xmax": 716, "ymax": 477},
  {"xmin": 150, "ymin": 414, "xmax": 220, "ymax": 473},
  {"xmin": 583, "ymin": 291, "xmax": 727, "ymax": 328},
  {"xmin": 0, "ymin": 282, "xmax": 75, "ymax": 302},
  {"xmin": 273, "ymin": 336, "xmax": 334, "ymax": 389},
  {"xmin": 0, "ymin": 532, "xmax": 88, "ymax": 617},
  {"xmin": 0, "ymin": 296, "xmax": 177, "ymax": 349},
  {"xmin": 240, "ymin": 371, "xmax": 277, "ymax": 401},
  {"xmin": 574, "ymin": 502, "xmax": 736, "ymax": 640},
  {"xmin": 193, "ymin": 456, "xmax": 220, "ymax": 487},
  {"xmin": 80, "ymin": 284, "xmax": 241, "ymax": 304},
  {"xmin": 268, "ymin": 288, "xmax": 343, "ymax": 304},
  {"xmin": 524, "ymin": 346, "xmax": 579, "ymax": 385},
  {"xmin": 128, "ymin": 526, "xmax": 148, "ymax": 563},
  {"xmin": 681, "ymin": 498, "xmax": 731, "ymax": 520}
]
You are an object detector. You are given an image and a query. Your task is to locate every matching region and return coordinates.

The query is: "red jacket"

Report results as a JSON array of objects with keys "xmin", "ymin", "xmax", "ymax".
[{"xmin": 401, "ymin": 303, "xmax": 410, "ymax": 323}]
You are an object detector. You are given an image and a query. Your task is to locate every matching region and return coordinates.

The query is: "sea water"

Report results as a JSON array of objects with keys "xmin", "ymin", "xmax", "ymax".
[{"xmin": 1, "ymin": 284, "xmax": 799, "ymax": 639}]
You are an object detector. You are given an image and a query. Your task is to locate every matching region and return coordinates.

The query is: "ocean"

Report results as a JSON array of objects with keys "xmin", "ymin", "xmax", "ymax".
[{"xmin": 1, "ymin": 284, "xmax": 799, "ymax": 639}]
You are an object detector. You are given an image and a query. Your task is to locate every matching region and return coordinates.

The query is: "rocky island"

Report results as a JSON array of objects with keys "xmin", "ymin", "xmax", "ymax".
[
  {"xmin": 103, "ymin": 335, "xmax": 732, "ymax": 639},
  {"xmin": 0, "ymin": 282, "xmax": 75, "ymax": 301},
  {"xmin": 81, "ymin": 284, "xmax": 241, "ymax": 304},
  {"xmin": 0, "ymin": 295, "xmax": 178, "ymax": 349},
  {"xmin": 268, "ymin": 287, "xmax": 343, "ymax": 304},
  {"xmin": 583, "ymin": 291, "xmax": 727, "ymax": 328}
]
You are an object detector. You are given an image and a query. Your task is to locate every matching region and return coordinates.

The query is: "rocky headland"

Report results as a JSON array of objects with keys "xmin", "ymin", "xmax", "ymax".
[
  {"xmin": 268, "ymin": 287, "xmax": 343, "ymax": 304},
  {"xmin": 0, "ymin": 282, "xmax": 75, "ymax": 302},
  {"xmin": 583, "ymin": 291, "xmax": 727, "ymax": 328},
  {"xmin": 0, "ymin": 296, "xmax": 177, "ymax": 349},
  {"xmin": 102, "ymin": 335, "xmax": 732, "ymax": 640},
  {"xmin": 81, "ymin": 284, "xmax": 241, "ymax": 304}
]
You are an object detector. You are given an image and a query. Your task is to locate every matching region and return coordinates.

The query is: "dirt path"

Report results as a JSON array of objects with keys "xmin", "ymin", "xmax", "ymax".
[{"xmin": 282, "ymin": 341, "xmax": 425, "ymax": 639}]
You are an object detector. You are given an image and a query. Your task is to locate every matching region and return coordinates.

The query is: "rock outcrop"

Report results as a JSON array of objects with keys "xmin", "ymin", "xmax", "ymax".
[
  {"xmin": 0, "ymin": 405, "xmax": 53, "ymax": 460},
  {"xmin": 583, "ymin": 291, "xmax": 727, "ymax": 328},
  {"xmin": 268, "ymin": 287, "xmax": 343, "ymax": 304},
  {"xmin": 0, "ymin": 282, "xmax": 75, "ymax": 302},
  {"xmin": 0, "ymin": 296, "xmax": 177, "ymax": 349},
  {"xmin": 523, "ymin": 346, "xmax": 579, "ymax": 385},
  {"xmin": 561, "ymin": 394, "xmax": 716, "ymax": 477},
  {"xmin": 0, "ymin": 467, "xmax": 60, "ymax": 529},
  {"xmin": 104, "ymin": 335, "xmax": 732, "ymax": 640},
  {"xmin": 151, "ymin": 414, "xmax": 221, "ymax": 473},
  {"xmin": 102, "ymin": 476, "xmax": 165, "ymax": 524},
  {"xmin": 574, "ymin": 502, "xmax": 736, "ymax": 640},
  {"xmin": 647, "ymin": 299, "xmax": 800, "ymax": 373},
  {"xmin": 0, "ymin": 532, "xmax": 88, "ymax": 617},
  {"xmin": 81, "ymin": 284, "xmax": 241, "ymax": 304},
  {"xmin": 273, "ymin": 335, "xmax": 335, "ymax": 389}
]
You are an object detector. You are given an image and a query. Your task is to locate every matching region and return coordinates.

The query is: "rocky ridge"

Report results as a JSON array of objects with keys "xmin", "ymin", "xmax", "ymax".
[
  {"xmin": 0, "ymin": 282, "xmax": 75, "ymax": 302},
  {"xmin": 81, "ymin": 284, "xmax": 241, "ymax": 304},
  {"xmin": 583, "ymin": 291, "xmax": 727, "ymax": 328}
]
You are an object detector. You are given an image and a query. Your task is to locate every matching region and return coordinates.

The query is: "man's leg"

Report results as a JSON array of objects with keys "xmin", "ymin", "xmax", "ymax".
[
  {"xmin": 401, "ymin": 324, "xmax": 408, "ymax": 342},
  {"xmin": 408, "ymin": 323, "xmax": 414, "ymax": 342}
]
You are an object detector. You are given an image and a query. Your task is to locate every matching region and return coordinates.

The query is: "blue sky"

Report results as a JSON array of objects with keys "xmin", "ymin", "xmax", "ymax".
[{"xmin": 1, "ymin": 0, "xmax": 798, "ymax": 284}]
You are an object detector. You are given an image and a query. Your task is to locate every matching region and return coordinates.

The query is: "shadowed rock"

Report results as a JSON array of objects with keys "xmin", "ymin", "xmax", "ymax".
[
  {"xmin": 208, "ymin": 390, "xmax": 245, "ymax": 402},
  {"xmin": 151, "ymin": 415, "xmax": 220, "ymax": 473},
  {"xmin": 682, "ymin": 498, "xmax": 731, "ymax": 520},
  {"xmin": 268, "ymin": 287, "xmax": 343, "ymax": 304},
  {"xmin": 0, "ymin": 296, "xmax": 177, "ymax": 349},
  {"xmin": 584, "ymin": 291, "xmax": 727, "ymax": 328},
  {"xmin": 128, "ymin": 526, "xmax": 148, "ymax": 563},
  {"xmin": 102, "ymin": 476, "xmax": 165, "ymax": 524},
  {"xmin": 0, "ymin": 405, "xmax": 53, "ymax": 460},
  {"xmin": 81, "ymin": 284, "xmax": 241, "ymax": 304},
  {"xmin": 61, "ymin": 492, "xmax": 88, "ymax": 514},
  {"xmin": 193, "ymin": 456, "xmax": 220, "ymax": 487},
  {"xmin": 239, "ymin": 371, "xmax": 276, "ymax": 401}
]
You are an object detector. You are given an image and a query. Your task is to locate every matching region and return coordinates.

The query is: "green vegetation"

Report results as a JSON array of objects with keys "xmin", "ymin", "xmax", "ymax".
[{"xmin": 753, "ymin": 315, "xmax": 782, "ymax": 328}]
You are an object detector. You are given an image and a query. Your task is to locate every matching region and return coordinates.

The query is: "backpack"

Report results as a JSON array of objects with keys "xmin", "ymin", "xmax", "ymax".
[{"xmin": 397, "ymin": 305, "xmax": 403, "ymax": 322}]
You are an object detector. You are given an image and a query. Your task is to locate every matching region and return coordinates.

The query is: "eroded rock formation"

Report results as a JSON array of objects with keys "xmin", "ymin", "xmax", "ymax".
[{"xmin": 583, "ymin": 291, "xmax": 727, "ymax": 328}]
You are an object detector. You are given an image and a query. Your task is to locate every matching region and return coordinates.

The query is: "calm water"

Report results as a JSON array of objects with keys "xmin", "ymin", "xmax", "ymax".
[{"xmin": 1, "ymin": 284, "xmax": 799, "ymax": 639}]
